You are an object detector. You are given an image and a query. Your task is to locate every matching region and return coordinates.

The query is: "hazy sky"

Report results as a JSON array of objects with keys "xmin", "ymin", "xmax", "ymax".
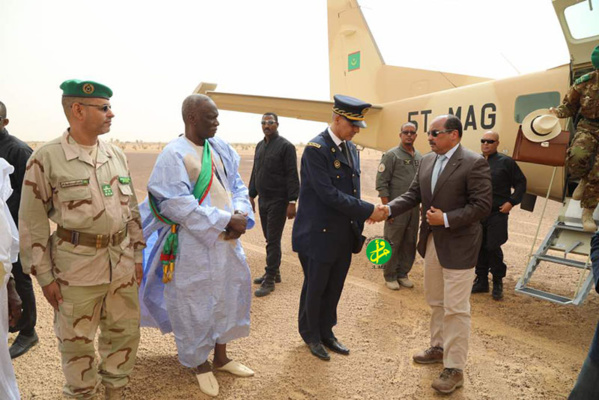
[{"xmin": 0, "ymin": 0, "xmax": 576, "ymax": 144}]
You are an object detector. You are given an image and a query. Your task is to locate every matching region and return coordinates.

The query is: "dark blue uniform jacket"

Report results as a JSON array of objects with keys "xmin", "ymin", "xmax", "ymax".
[{"xmin": 292, "ymin": 129, "xmax": 373, "ymax": 262}]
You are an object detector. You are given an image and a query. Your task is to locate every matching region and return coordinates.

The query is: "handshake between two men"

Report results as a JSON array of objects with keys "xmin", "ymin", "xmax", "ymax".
[{"xmin": 366, "ymin": 204, "xmax": 446, "ymax": 226}]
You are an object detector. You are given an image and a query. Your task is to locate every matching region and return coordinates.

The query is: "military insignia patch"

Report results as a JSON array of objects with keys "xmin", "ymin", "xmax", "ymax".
[
  {"xmin": 118, "ymin": 176, "xmax": 131, "ymax": 184},
  {"xmin": 334, "ymin": 160, "xmax": 341, "ymax": 169},
  {"xmin": 378, "ymin": 163, "xmax": 385, "ymax": 172},
  {"xmin": 331, "ymin": 147, "xmax": 336, "ymax": 153},
  {"xmin": 82, "ymin": 83, "xmax": 95, "ymax": 94},
  {"xmin": 575, "ymin": 73, "xmax": 592, "ymax": 85},
  {"xmin": 403, "ymin": 159, "xmax": 412, "ymax": 165},
  {"xmin": 414, "ymin": 160, "xmax": 420, "ymax": 166},
  {"xmin": 307, "ymin": 142, "xmax": 321, "ymax": 148},
  {"xmin": 60, "ymin": 179, "xmax": 90, "ymax": 188},
  {"xmin": 102, "ymin": 184, "xmax": 114, "ymax": 197}
]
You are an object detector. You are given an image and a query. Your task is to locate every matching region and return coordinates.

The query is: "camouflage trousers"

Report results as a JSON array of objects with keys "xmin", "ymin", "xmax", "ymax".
[
  {"xmin": 55, "ymin": 273, "xmax": 140, "ymax": 398},
  {"xmin": 566, "ymin": 119, "xmax": 599, "ymax": 209}
]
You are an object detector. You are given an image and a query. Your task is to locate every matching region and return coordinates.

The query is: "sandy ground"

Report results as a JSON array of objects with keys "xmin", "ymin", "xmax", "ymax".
[{"xmin": 9, "ymin": 145, "xmax": 599, "ymax": 399}]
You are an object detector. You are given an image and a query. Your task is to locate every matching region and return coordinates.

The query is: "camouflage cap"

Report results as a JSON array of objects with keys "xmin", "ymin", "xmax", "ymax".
[
  {"xmin": 60, "ymin": 79, "xmax": 113, "ymax": 99},
  {"xmin": 592, "ymin": 45, "xmax": 599, "ymax": 70}
]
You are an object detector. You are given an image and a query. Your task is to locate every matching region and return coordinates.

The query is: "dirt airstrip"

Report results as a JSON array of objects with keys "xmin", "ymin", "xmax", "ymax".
[{"xmin": 10, "ymin": 145, "xmax": 599, "ymax": 399}]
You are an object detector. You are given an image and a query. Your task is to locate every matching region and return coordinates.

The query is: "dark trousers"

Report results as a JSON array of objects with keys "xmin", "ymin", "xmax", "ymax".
[
  {"xmin": 476, "ymin": 212, "xmax": 508, "ymax": 279},
  {"xmin": 569, "ymin": 319, "xmax": 599, "ymax": 399},
  {"xmin": 298, "ymin": 250, "xmax": 352, "ymax": 344},
  {"xmin": 9, "ymin": 255, "xmax": 37, "ymax": 335},
  {"xmin": 258, "ymin": 197, "xmax": 288, "ymax": 277}
]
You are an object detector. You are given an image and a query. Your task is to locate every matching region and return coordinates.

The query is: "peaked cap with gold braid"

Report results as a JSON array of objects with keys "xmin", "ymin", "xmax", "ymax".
[{"xmin": 332, "ymin": 94, "xmax": 372, "ymax": 128}]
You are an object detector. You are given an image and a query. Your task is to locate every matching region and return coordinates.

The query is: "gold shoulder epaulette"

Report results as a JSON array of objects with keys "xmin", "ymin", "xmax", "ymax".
[
  {"xmin": 575, "ymin": 73, "xmax": 593, "ymax": 85},
  {"xmin": 307, "ymin": 142, "xmax": 321, "ymax": 148}
]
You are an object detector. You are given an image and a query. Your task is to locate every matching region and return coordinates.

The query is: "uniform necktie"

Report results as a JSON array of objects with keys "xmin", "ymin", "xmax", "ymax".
[
  {"xmin": 340, "ymin": 142, "xmax": 353, "ymax": 169},
  {"xmin": 431, "ymin": 154, "xmax": 447, "ymax": 192}
]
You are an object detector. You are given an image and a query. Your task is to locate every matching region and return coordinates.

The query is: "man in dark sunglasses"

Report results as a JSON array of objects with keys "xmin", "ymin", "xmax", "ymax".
[
  {"xmin": 376, "ymin": 122, "xmax": 422, "ymax": 291},
  {"xmin": 19, "ymin": 79, "xmax": 146, "ymax": 399},
  {"xmin": 248, "ymin": 113, "xmax": 299, "ymax": 297},
  {"xmin": 473, "ymin": 131, "xmax": 526, "ymax": 300},
  {"xmin": 386, "ymin": 114, "xmax": 491, "ymax": 394}
]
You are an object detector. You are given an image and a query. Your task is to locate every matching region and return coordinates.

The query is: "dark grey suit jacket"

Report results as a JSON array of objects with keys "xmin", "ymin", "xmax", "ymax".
[{"xmin": 388, "ymin": 144, "xmax": 492, "ymax": 269}]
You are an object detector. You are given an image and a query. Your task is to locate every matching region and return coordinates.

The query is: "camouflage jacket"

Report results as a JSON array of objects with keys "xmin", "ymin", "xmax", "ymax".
[
  {"xmin": 555, "ymin": 70, "xmax": 599, "ymax": 120},
  {"xmin": 19, "ymin": 131, "xmax": 145, "ymax": 287}
]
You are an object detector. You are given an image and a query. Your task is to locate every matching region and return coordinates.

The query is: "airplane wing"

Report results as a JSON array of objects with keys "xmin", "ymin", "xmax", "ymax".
[{"xmin": 194, "ymin": 83, "xmax": 382, "ymax": 123}]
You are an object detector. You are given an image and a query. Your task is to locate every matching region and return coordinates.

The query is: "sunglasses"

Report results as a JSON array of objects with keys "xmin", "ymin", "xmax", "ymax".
[
  {"xmin": 79, "ymin": 103, "xmax": 112, "ymax": 112},
  {"xmin": 480, "ymin": 139, "xmax": 497, "ymax": 144},
  {"xmin": 427, "ymin": 129, "xmax": 454, "ymax": 137},
  {"xmin": 261, "ymin": 120, "xmax": 276, "ymax": 125},
  {"xmin": 401, "ymin": 131, "xmax": 417, "ymax": 135}
]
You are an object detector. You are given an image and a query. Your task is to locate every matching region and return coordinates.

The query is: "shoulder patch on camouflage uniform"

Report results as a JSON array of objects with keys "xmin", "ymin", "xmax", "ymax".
[
  {"xmin": 378, "ymin": 163, "xmax": 385, "ymax": 172},
  {"xmin": 575, "ymin": 73, "xmax": 592, "ymax": 85},
  {"xmin": 307, "ymin": 142, "xmax": 321, "ymax": 148}
]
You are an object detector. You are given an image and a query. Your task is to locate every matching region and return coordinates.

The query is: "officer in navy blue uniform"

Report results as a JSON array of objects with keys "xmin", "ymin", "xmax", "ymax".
[{"xmin": 292, "ymin": 95, "xmax": 383, "ymax": 361}]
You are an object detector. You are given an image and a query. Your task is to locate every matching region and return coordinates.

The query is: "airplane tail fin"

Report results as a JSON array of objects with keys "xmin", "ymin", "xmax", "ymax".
[
  {"xmin": 327, "ymin": 0, "xmax": 491, "ymax": 104},
  {"xmin": 327, "ymin": 0, "xmax": 384, "ymax": 102}
]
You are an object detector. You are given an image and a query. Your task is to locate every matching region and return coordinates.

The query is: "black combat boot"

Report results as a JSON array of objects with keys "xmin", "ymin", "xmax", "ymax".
[
  {"xmin": 253, "ymin": 271, "xmax": 281, "ymax": 284},
  {"xmin": 254, "ymin": 275, "xmax": 276, "ymax": 297},
  {"xmin": 492, "ymin": 277, "xmax": 504, "ymax": 300},
  {"xmin": 471, "ymin": 275, "xmax": 489, "ymax": 293}
]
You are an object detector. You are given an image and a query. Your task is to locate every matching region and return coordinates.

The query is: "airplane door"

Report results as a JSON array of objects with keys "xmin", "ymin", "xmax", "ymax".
[{"xmin": 553, "ymin": 0, "xmax": 599, "ymax": 70}]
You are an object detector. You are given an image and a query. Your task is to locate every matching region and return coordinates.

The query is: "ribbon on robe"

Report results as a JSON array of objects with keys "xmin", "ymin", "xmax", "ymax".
[{"xmin": 149, "ymin": 140, "xmax": 214, "ymax": 283}]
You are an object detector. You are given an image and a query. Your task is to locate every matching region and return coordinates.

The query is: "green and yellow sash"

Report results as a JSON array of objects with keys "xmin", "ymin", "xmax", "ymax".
[{"xmin": 149, "ymin": 141, "xmax": 214, "ymax": 283}]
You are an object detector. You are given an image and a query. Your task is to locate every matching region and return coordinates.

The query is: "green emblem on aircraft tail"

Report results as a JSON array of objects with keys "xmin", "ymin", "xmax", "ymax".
[{"xmin": 348, "ymin": 51, "xmax": 361, "ymax": 71}]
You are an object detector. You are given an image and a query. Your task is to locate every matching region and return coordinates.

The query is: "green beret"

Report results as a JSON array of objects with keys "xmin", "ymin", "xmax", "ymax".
[
  {"xmin": 592, "ymin": 45, "xmax": 599, "ymax": 70},
  {"xmin": 60, "ymin": 79, "xmax": 113, "ymax": 99}
]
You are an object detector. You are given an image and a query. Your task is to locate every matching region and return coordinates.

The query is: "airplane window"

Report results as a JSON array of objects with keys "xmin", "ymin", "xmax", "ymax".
[
  {"xmin": 565, "ymin": 0, "xmax": 599, "ymax": 39},
  {"xmin": 514, "ymin": 92, "xmax": 561, "ymax": 123}
]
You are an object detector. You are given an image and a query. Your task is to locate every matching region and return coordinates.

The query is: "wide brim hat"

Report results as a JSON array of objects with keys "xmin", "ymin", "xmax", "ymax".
[{"xmin": 521, "ymin": 109, "xmax": 562, "ymax": 142}]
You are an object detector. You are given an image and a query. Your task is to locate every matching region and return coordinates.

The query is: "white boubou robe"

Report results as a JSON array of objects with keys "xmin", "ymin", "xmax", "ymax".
[
  {"xmin": 140, "ymin": 136, "xmax": 254, "ymax": 367},
  {"xmin": 0, "ymin": 158, "xmax": 20, "ymax": 400}
]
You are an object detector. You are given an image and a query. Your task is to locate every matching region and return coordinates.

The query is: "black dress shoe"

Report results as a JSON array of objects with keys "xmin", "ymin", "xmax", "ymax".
[
  {"xmin": 9, "ymin": 330, "xmax": 39, "ymax": 359},
  {"xmin": 308, "ymin": 342, "xmax": 330, "ymax": 361},
  {"xmin": 323, "ymin": 337, "xmax": 350, "ymax": 355}
]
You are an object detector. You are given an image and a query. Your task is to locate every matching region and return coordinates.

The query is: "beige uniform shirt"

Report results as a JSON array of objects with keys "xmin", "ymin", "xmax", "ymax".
[{"xmin": 19, "ymin": 131, "xmax": 146, "ymax": 287}]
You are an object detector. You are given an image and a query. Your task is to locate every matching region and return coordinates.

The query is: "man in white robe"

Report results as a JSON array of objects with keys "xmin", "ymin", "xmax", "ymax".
[
  {"xmin": 1, "ymin": 158, "xmax": 22, "ymax": 400},
  {"xmin": 140, "ymin": 94, "xmax": 254, "ymax": 397}
]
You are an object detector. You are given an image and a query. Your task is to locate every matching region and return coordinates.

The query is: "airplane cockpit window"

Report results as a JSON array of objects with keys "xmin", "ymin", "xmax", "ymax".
[
  {"xmin": 514, "ymin": 92, "xmax": 561, "ymax": 123},
  {"xmin": 564, "ymin": 0, "xmax": 599, "ymax": 39}
]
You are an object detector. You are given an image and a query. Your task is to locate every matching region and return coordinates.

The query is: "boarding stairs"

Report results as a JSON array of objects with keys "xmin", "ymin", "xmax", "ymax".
[{"xmin": 515, "ymin": 197, "xmax": 595, "ymax": 305}]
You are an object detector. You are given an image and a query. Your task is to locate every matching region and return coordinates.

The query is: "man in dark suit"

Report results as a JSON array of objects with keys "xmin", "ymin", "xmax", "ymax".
[
  {"xmin": 387, "ymin": 115, "xmax": 492, "ymax": 394},
  {"xmin": 292, "ymin": 95, "xmax": 384, "ymax": 361}
]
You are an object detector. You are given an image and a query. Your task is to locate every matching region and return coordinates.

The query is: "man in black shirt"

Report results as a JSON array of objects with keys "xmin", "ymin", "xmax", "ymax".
[
  {"xmin": 249, "ymin": 113, "xmax": 299, "ymax": 297},
  {"xmin": 472, "ymin": 131, "xmax": 526, "ymax": 300},
  {"xmin": 0, "ymin": 101, "xmax": 38, "ymax": 357}
]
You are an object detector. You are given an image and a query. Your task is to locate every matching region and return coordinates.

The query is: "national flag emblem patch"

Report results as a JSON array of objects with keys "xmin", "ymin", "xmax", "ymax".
[{"xmin": 348, "ymin": 51, "xmax": 360, "ymax": 71}]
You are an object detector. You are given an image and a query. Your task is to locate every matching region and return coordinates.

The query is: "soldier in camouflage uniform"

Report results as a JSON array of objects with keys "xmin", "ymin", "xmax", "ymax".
[
  {"xmin": 375, "ymin": 122, "xmax": 422, "ymax": 290},
  {"xmin": 19, "ymin": 80, "xmax": 145, "ymax": 399},
  {"xmin": 551, "ymin": 45, "xmax": 599, "ymax": 231}
]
